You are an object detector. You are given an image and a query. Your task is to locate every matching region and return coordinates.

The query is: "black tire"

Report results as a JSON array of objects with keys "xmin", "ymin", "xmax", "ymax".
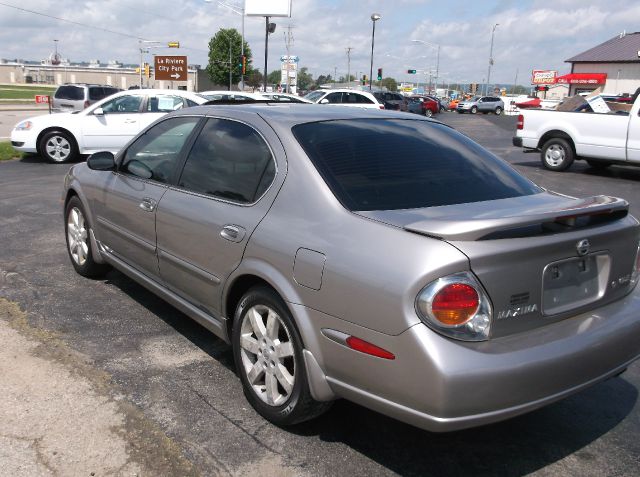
[
  {"xmin": 470, "ymin": 106, "xmax": 478, "ymax": 114},
  {"xmin": 541, "ymin": 137, "xmax": 575, "ymax": 171},
  {"xmin": 39, "ymin": 130, "xmax": 78, "ymax": 163},
  {"xmin": 64, "ymin": 196, "xmax": 110, "ymax": 278},
  {"xmin": 586, "ymin": 160, "xmax": 611, "ymax": 170},
  {"xmin": 495, "ymin": 107, "xmax": 503, "ymax": 115},
  {"xmin": 232, "ymin": 286, "xmax": 331, "ymax": 426},
  {"xmin": 425, "ymin": 109, "xmax": 433, "ymax": 118}
]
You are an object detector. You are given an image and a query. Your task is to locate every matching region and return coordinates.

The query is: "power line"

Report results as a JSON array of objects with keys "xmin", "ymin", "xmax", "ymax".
[{"xmin": 0, "ymin": 2, "xmax": 150, "ymax": 41}]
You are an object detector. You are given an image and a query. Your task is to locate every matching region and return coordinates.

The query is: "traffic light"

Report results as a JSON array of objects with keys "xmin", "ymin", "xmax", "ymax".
[
  {"xmin": 167, "ymin": 41, "xmax": 180, "ymax": 48},
  {"xmin": 407, "ymin": 69, "xmax": 417, "ymax": 74},
  {"xmin": 144, "ymin": 62, "xmax": 150, "ymax": 78},
  {"xmin": 362, "ymin": 74, "xmax": 367, "ymax": 85},
  {"xmin": 377, "ymin": 68, "xmax": 382, "ymax": 81},
  {"xmin": 241, "ymin": 55, "xmax": 247, "ymax": 75}
]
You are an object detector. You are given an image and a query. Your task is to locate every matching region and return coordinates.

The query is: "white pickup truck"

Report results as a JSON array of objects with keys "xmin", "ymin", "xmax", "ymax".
[{"xmin": 512, "ymin": 94, "xmax": 640, "ymax": 171}]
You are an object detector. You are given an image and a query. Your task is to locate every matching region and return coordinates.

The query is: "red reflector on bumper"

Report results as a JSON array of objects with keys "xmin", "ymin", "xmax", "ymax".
[{"xmin": 346, "ymin": 336, "xmax": 395, "ymax": 360}]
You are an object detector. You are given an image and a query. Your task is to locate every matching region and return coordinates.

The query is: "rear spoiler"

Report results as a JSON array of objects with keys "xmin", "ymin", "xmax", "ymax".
[{"xmin": 404, "ymin": 195, "xmax": 629, "ymax": 241}]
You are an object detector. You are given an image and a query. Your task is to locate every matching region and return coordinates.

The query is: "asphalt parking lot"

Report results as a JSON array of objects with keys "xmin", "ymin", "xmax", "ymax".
[{"xmin": 1, "ymin": 110, "xmax": 640, "ymax": 477}]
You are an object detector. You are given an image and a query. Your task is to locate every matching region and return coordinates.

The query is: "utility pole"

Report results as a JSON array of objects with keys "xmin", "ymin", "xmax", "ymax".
[
  {"xmin": 346, "ymin": 46, "xmax": 353, "ymax": 89},
  {"xmin": 334, "ymin": 66, "xmax": 337, "ymax": 87},
  {"xmin": 512, "ymin": 68, "xmax": 518, "ymax": 95},
  {"xmin": 284, "ymin": 25, "xmax": 294, "ymax": 93},
  {"xmin": 485, "ymin": 23, "xmax": 499, "ymax": 95}
]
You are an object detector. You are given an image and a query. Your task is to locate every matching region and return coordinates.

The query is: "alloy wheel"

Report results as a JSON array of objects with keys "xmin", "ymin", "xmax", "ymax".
[
  {"xmin": 46, "ymin": 135, "xmax": 72, "ymax": 162},
  {"xmin": 67, "ymin": 207, "xmax": 89, "ymax": 266},
  {"xmin": 545, "ymin": 144, "xmax": 566, "ymax": 167},
  {"xmin": 239, "ymin": 304, "xmax": 296, "ymax": 406}
]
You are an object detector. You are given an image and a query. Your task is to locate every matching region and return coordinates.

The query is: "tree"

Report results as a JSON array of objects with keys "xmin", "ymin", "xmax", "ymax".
[
  {"xmin": 315, "ymin": 74, "xmax": 331, "ymax": 87},
  {"xmin": 267, "ymin": 69, "xmax": 281, "ymax": 87},
  {"xmin": 381, "ymin": 77, "xmax": 398, "ymax": 91},
  {"xmin": 206, "ymin": 28, "xmax": 251, "ymax": 89},
  {"xmin": 297, "ymin": 67, "xmax": 314, "ymax": 90},
  {"xmin": 245, "ymin": 69, "xmax": 263, "ymax": 90}
]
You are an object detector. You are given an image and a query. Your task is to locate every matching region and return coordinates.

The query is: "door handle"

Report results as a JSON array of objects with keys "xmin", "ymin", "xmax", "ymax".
[
  {"xmin": 139, "ymin": 197, "xmax": 157, "ymax": 212},
  {"xmin": 220, "ymin": 225, "xmax": 246, "ymax": 243},
  {"xmin": 124, "ymin": 119, "xmax": 136, "ymax": 124}
]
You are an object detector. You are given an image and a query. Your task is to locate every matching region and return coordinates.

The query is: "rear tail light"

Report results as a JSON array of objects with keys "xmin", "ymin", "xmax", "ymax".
[
  {"xmin": 379, "ymin": 104, "xmax": 385, "ymax": 110},
  {"xmin": 83, "ymin": 100, "xmax": 90, "ymax": 109},
  {"xmin": 416, "ymin": 272, "xmax": 492, "ymax": 341},
  {"xmin": 517, "ymin": 114, "xmax": 524, "ymax": 130}
]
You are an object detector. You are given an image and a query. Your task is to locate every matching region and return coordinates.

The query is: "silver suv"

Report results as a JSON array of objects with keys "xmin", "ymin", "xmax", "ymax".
[
  {"xmin": 52, "ymin": 84, "xmax": 121, "ymax": 112},
  {"xmin": 457, "ymin": 95, "xmax": 504, "ymax": 115}
]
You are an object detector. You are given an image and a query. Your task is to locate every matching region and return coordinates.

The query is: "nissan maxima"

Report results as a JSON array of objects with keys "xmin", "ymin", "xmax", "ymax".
[{"xmin": 62, "ymin": 104, "xmax": 640, "ymax": 432}]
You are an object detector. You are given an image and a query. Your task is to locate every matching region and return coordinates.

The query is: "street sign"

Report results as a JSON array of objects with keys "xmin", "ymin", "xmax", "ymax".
[
  {"xmin": 154, "ymin": 55, "xmax": 188, "ymax": 81},
  {"xmin": 167, "ymin": 42, "xmax": 180, "ymax": 48},
  {"xmin": 35, "ymin": 95, "xmax": 50, "ymax": 104}
]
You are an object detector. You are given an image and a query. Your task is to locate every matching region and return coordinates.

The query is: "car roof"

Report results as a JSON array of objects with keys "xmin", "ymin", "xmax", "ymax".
[{"xmin": 172, "ymin": 102, "xmax": 435, "ymax": 128}]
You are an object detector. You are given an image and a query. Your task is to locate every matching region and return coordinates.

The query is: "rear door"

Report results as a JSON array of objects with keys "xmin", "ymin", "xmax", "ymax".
[
  {"xmin": 155, "ymin": 115, "xmax": 284, "ymax": 316},
  {"xmin": 94, "ymin": 116, "xmax": 202, "ymax": 279}
]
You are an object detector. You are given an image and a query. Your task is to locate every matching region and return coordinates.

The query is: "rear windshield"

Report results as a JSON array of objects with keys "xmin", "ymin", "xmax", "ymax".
[
  {"xmin": 89, "ymin": 87, "xmax": 119, "ymax": 100},
  {"xmin": 54, "ymin": 86, "xmax": 84, "ymax": 100},
  {"xmin": 292, "ymin": 119, "xmax": 540, "ymax": 211}
]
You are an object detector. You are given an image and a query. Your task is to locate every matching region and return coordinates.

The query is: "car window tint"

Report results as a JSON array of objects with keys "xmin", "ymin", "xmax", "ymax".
[
  {"xmin": 178, "ymin": 118, "xmax": 275, "ymax": 203},
  {"xmin": 120, "ymin": 117, "xmax": 200, "ymax": 183},
  {"xmin": 55, "ymin": 86, "xmax": 84, "ymax": 100},
  {"xmin": 357, "ymin": 94, "xmax": 374, "ymax": 104},
  {"xmin": 101, "ymin": 95, "xmax": 143, "ymax": 113},
  {"xmin": 293, "ymin": 119, "xmax": 540, "ymax": 211},
  {"xmin": 325, "ymin": 93, "xmax": 342, "ymax": 103},
  {"xmin": 146, "ymin": 95, "xmax": 185, "ymax": 113}
]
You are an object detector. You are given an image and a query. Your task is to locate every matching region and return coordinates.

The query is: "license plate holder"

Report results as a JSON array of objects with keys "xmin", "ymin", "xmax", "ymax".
[{"xmin": 542, "ymin": 253, "xmax": 609, "ymax": 315}]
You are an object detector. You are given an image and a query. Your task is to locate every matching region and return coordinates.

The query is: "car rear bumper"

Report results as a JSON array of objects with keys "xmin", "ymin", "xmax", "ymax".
[
  {"xmin": 298, "ymin": 288, "xmax": 640, "ymax": 432},
  {"xmin": 512, "ymin": 136, "xmax": 523, "ymax": 147}
]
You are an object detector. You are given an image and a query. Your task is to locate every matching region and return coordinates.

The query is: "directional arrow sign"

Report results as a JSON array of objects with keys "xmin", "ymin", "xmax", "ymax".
[{"xmin": 154, "ymin": 55, "xmax": 188, "ymax": 81}]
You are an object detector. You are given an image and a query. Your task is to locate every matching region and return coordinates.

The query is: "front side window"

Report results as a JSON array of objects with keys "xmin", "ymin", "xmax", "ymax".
[
  {"xmin": 120, "ymin": 117, "xmax": 200, "ymax": 183},
  {"xmin": 178, "ymin": 118, "xmax": 275, "ymax": 203},
  {"xmin": 293, "ymin": 119, "xmax": 540, "ymax": 211},
  {"xmin": 100, "ymin": 95, "xmax": 143, "ymax": 114}
]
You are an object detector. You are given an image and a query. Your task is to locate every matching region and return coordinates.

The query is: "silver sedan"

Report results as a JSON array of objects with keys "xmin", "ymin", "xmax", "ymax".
[{"xmin": 62, "ymin": 104, "xmax": 640, "ymax": 432}]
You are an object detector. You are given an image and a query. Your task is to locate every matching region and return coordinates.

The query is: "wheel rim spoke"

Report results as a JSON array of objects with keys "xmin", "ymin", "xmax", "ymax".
[
  {"xmin": 265, "ymin": 372, "xmax": 279, "ymax": 405},
  {"xmin": 266, "ymin": 310, "xmax": 280, "ymax": 339},
  {"xmin": 249, "ymin": 308, "xmax": 267, "ymax": 339},
  {"xmin": 275, "ymin": 341, "xmax": 293, "ymax": 359},
  {"xmin": 247, "ymin": 361, "xmax": 264, "ymax": 385},
  {"xmin": 274, "ymin": 363, "xmax": 294, "ymax": 394},
  {"xmin": 240, "ymin": 334, "xmax": 260, "ymax": 355}
]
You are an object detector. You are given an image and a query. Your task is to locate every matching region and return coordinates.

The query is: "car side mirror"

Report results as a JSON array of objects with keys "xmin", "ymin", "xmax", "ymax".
[
  {"xmin": 319, "ymin": 99, "xmax": 329, "ymax": 104},
  {"xmin": 93, "ymin": 107, "xmax": 104, "ymax": 116},
  {"xmin": 87, "ymin": 151, "xmax": 115, "ymax": 171}
]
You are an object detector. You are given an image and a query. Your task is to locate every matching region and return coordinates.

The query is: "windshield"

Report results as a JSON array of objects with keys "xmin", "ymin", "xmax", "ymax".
[
  {"xmin": 292, "ymin": 119, "xmax": 540, "ymax": 211},
  {"xmin": 303, "ymin": 91, "xmax": 325, "ymax": 102}
]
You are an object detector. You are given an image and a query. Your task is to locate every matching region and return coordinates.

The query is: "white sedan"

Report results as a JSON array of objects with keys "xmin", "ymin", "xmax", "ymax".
[{"xmin": 11, "ymin": 89, "xmax": 208, "ymax": 163}]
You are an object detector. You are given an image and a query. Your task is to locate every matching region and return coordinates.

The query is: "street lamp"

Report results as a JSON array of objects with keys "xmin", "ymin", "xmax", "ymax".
[
  {"xmin": 369, "ymin": 13, "xmax": 381, "ymax": 91},
  {"xmin": 485, "ymin": 23, "xmax": 499, "ymax": 95},
  {"xmin": 138, "ymin": 40, "xmax": 162, "ymax": 88},
  {"xmin": 206, "ymin": 0, "xmax": 245, "ymax": 90},
  {"xmin": 411, "ymin": 39, "xmax": 440, "ymax": 94}
]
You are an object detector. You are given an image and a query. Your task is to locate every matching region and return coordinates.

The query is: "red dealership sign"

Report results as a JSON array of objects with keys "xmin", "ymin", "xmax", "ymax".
[
  {"xmin": 556, "ymin": 73, "xmax": 607, "ymax": 85},
  {"xmin": 531, "ymin": 70, "xmax": 557, "ymax": 85},
  {"xmin": 34, "ymin": 95, "xmax": 50, "ymax": 103}
]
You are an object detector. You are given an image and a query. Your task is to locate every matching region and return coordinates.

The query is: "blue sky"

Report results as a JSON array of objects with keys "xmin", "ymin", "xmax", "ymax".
[{"xmin": 1, "ymin": 0, "xmax": 639, "ymax": 86}]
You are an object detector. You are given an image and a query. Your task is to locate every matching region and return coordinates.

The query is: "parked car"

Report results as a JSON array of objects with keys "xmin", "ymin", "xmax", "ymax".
[
  {"xmin": 424, "ymin": 95, "xmax": 448, "ymax": 112},
  {"xmin": 261, "ymin": 93, "xmax": 313, "ymax": 103},
  {"xmin": 448, "ymin": 98, "xmax": 461, "ymax": 110},
  {"xmin": 457, "ymin": 96, "xmax": 505, "ymax": 115},
  {"xmin": 303, "ymin": 89, "xmax": 383, "ymax": 109},
  {"xmin": 513, "ymin": 90, "xmax": 640, "ymax": 171},
  {"xmin": 63, "ymin": 103, "xmax": 640, "ymax": 433},
  {"xmin": 200, "ymin": 91, "xmax": 265, "ymax": 101},
  {"xmin": 407, "ymin": 95, "xmax": 439, "ymax": 117},
  {"xmin": 372, "ymin": 91, "xmax": 408, "ymax": 111},
  {"xmin": 52, "ymin": 83, "xmax": 122, "ymax": 112},
  {"xmin": 11, "ymin": 89, "xmax": 207, "ymax": 163}
]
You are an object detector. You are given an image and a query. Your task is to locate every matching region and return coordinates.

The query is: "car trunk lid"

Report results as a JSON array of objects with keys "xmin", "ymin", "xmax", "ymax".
[{"xmin": 356, "ymin": 193, "xmax": 639, "ymax": 338}]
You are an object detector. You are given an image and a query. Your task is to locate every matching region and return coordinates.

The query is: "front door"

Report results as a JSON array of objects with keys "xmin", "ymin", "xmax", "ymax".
[
  {"xmin": 627, "ymin": 105, "xmax": 640, "ymax": 162},
  {"xmin": 95, "ymin": 116, "xmax": 202, "ymax": 279},
  {"xmin": 156, "ymin": 116, "xmax": 281, "ymax": 315},
  {"xmin": 81, "ymin": 94, "xmax": 145, "ymax": 153}
]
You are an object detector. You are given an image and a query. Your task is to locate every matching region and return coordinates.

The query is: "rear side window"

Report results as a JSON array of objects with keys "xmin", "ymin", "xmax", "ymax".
[
  {"xmin": 293, "ymin": 119, "xmax": 540, "ymax": 211},
  {"xmin": 54, "ymin": 86, "xmax": 84, "ymax": 100},
  {"xmin": 146, "ymin": 95, "xmax": 185, "ymax": 112},
  {"xmin": 178, "ymin": 119, "xmax": 275, "ymax": 203}
]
